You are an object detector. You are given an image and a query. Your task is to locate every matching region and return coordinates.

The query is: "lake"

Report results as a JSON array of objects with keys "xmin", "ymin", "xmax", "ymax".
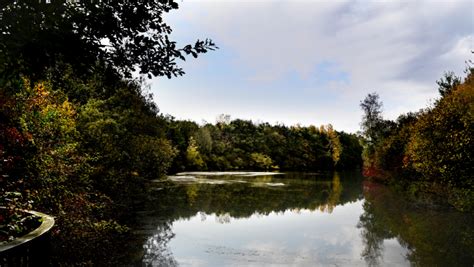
[{"xmin": 126, "ymin": 171, "xmax": 473, "ymax": 266}]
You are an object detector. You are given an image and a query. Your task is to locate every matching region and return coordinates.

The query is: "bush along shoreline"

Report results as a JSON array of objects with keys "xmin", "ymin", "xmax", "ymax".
[{"xmin": 360, "ymin": 66, "xmax": 473, "ymax": 212}]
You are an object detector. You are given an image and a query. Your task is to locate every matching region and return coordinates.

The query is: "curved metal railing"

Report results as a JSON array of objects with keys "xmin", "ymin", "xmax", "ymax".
[{"xmin": 0, "ymin": 209, "xmax": 55, "ymax": 266}]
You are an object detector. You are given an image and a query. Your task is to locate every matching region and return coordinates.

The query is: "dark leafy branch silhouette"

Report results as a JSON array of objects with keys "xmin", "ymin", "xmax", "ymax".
[{"xmin": 0, "ymin": 0, "xmax": 217, "ymax": 82}]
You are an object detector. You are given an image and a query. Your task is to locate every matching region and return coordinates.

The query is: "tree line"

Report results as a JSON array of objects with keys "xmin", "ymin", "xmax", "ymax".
[{"xmin": 165, "ymin": 117, "xmax": 362, "ymax": 173}]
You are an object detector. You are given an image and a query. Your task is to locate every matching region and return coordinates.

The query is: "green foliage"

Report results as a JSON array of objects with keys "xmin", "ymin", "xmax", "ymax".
[
  {"xmin": 321, "ymin": 124, "xmax": 342, "ymax": 167},
  {"xmin": 194, "ymin": 127, "xmax": 213, "ymax": 153},
  {"xmin": 186, "ymin": 137, "xmax": 206, "ymax": 170},
  {"xmin": 250, "ymin": 152, "xmax": 273, "ymax": 170},
  {"xmin": 337, "ymin": 132, "xmax": 363, "ymax": 170},
  {"xmin": 0, "ymin": 76, "xmax": 179, "ymax": 263},
  {"xmin": 130, "ymin": 135, "xmax": 177, "ymax": 179},
  {"xmin": 360, "ymin": 93, "xmax": 384, "ymax": 144},
  {"xmin": 8, "ymin": 79, "xmax": 89, "ymax": 210},
  {"xmin": 70, "ymin": 76, "xmax": 178, "ymax": 204},
  {"xmin": 165, "ymin": 119, "xmax": 200, "ymax": 172},
  {"xmin": 166, "ymin": 118, "xmax": 362, "ymax": 172},
  {"xmin": 0, "ymin": 79, "xmax": 112, "ymax": 252}
]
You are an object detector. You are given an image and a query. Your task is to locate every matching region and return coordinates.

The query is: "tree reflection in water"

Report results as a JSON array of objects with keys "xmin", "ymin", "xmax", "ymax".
[
  {"xmin": 139, "ymin": 172, "xmax": 362, "ymax": 265},
  {"xmin": 319, "ymin": 172, "xmax": 343, "ymax": 213},
  {"xmin": 358, "ymin": 180, "xmax": 474, "ymax": 266},
  {"xmin": 357, "ymin": 200, "xmax": 391, "ymax": 267},
  {"xmin": 138, "ymin": 172, "xmax": 473, "ymax": 266},
  {"xmin": 142, "ymin": 222, "xmax": 178, "ymax": 267}
]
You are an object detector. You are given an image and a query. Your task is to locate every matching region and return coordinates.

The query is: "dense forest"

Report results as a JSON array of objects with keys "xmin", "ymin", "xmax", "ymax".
[
  {"xmin": 166, "ymin": 117, "xmax": 362, "ymax": 172},
  {"xmin": 360, "ymin": 68, "xmax": 474, "ymax": 211}
]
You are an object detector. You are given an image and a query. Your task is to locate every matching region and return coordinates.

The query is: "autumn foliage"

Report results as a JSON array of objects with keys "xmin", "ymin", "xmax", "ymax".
[{"xmin": 360, "ymin": 69, "xmax": 474, "ymax": 211}]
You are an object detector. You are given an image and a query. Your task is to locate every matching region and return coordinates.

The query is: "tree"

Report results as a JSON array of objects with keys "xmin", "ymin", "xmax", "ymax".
[
  {"xmin": 436, "ymin": 71, "xmax": 461, "ymax": 97},
  {"xmin": 323, "ymin": 124, "xmax": 342, "ymax": 167},
  {"xmin": 216, "ymin": 114, "xmax": 231, "ymax": 127},
  {"xmin": 405, "ymin": 71, "xmax": 473, "ymax": 210},
  {"xmin": 358, "ymin": 69, "xmax": 473, "ymax": 211},
  {"xmin": 0, "ymin": 1, "xmax": 217, "ymax": 82},
  {"xmin": 360, "ymin": 93, "xmax": 383, "ymax": 144},
  {"xmin": 337, "ymin": 132, "xmax": 363, "ymax": 170},
  {"xmin": 194, "ymin": 127, "xmax": 213, "ymax": 154},
  {"xmin": 186, "ymin": 137, "xmax": 206, "ymax": 170}
]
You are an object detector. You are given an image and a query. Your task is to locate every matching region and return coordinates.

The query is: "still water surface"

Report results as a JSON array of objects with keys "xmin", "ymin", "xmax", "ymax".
[{"xmin": 130, "ymin": 172, "xmax": 473, "ymax": 266}]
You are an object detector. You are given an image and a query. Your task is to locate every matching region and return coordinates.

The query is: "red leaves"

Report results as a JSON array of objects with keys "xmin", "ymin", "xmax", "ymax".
[
  {"xmin": 362, "ymin": 165, "xmax": 385, "ymax": 179},
  {"xmin": 5, "ymin": 127, "xmax": 26, "ymax": 145}
]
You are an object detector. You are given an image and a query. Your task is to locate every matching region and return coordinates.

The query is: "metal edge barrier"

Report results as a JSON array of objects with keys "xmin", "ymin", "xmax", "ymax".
[{"xmin": 0, "ymin": 209, "xmax": 55, "ymax": 266}]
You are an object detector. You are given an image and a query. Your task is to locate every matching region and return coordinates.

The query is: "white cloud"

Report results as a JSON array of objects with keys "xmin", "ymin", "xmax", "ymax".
[{"xmin": 153, "ymin": 0, "xmax": 473, "ymax": 132}]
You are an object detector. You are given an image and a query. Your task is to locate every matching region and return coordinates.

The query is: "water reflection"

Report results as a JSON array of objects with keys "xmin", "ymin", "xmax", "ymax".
[
  {"xmin": 146, "ymin": 172, "xmax": 362, "ymax": 221},
  {"xmin": 142, "ymin": 222, "xmax": 178, "ymax": 267},
  {"xmin": 140, "ymin": 172, "xmax": 366, "ymax": 266},
  {"xmin": 135, "ymin": 172, "xmax": 473, "ymax": 266},
  {"xmin": 320, "ymin": 172, "xmax": 342, "ymax": 213},
  {"xmin": 359, "ymin": 181, "xmax": 474, "ymax": 266}
]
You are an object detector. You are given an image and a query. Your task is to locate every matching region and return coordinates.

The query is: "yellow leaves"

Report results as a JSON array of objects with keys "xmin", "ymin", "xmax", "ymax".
[
  {"xmin": 321, "ymin": 172, "xmax": 343, "ymax": 213},
  {"xmin": 186, "ymin": 185, "xmax": 199, "ymax": 206},
  {"xmin": 40, "ymin": 102, "xmax": 76, "ymax": 128},
  {"xmin": 250, "ymin": 152, "xmax": 273, "ymax": 170},
  {"xmin": 401, "ymin": 70, "xmax": 474, "ymax": 184},
  {"xmin": 186, "ymin": 136, "xmax": 205, "ymax": 169},
  {"xmin": 19, "ymin": 80, "xmax": 74, "ymax": 118},
  {"xmin": 61, "ymin": 100, "xmax": 76, "ymax": 116},
  {"xmin": 16, "ymin": 79, "xmax": 51, "ymax": 110},
  {"xmin": 323, "ymin": 124, "xmax": 342, "ymax": 166},
  {"xmin": 13, "ymin": 78, "xmax": 79, "ymax": 146},
  {"xmin": 35, "ymin": 82, "xmax": 49, "ymax": 97}
]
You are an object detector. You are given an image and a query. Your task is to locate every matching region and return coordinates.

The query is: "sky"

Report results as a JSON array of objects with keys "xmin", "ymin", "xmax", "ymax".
[{"xmin": 149, "ymin": 0, "xmax": 473, "ymax": 133}]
